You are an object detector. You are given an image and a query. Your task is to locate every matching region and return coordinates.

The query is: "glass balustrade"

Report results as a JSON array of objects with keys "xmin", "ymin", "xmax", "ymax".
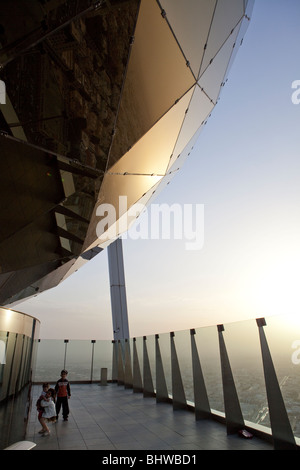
[
  {"xmin": 0, "ymin": 308, "xmax": 40, "ymax": 449},
  {"xmin": 33, "ymin": 313, "xmax": 300, "ymax": 447}
]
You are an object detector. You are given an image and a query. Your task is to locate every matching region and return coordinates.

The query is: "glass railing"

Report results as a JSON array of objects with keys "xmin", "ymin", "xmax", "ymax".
[
  {"xmin": 34, "ymin": 338, "xmax": 113, "ymax": 383},
  {"xmin": 0, "ymin": 308, "xmax": 40, "ymax": 449},
  {"xmin": 34, "ymin": 313, "xmax": 300, "ymax": 449}
]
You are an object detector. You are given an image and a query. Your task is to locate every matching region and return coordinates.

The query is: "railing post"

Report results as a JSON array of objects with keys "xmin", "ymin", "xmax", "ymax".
[
  {"xmin": 132, "ymin": 338, "xmax": 143, "ymax": 393},
  {"xmin": 112, "ymin": 340, "xmax": 118, "ymax": 382},
  {"xmin": 190, "ymin": 329, "xmax": 211, "ymax": 420},
  {"xmin": 217, "ymin": 324, "xmax": 244, "ymax": 434},
  {"xmin": 90, "ymin": 340, "xmax": 96, "ymax": 382},
  {"xmin": 117, "ymin": 340, "xmax": 124, "ymax": 386},
  {"xmin": 256, "ymin": 318, "xmax": 297, "ymax": 450},
  {"xmin": 124, "ymin": 339, "xmax": 133, "ymax": 389},
  {"xmin": 100, "ymin": 368, "xmax": 107, "ymax": 386},
  {"xmin": 143, "ymin": 336, "xmax": 155, "ymax": 397},
  {"xmin": 170, "ymin": 332, "xmax": 187, "ymax": 410},
  {"xmin": 63, "ymin": 339, "xmax": 69, "ymax": 369},
  {"xmin": 155, "ymin": 334, "xmax": 169, "ymax": 403}
]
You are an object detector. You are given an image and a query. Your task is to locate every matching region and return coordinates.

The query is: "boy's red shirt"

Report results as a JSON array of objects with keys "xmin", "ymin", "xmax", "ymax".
[{"xmin": 55, "ymin": 378, "xmax": 71, "ymax": 397}]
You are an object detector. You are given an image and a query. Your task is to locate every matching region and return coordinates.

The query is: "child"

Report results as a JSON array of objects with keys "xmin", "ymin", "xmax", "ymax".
[
  {"xmin": 36, "ymin": 382, "xmax": 49, "ymax": 434},
  {"xmin": 55, "ymin": 369, "xmax": 71, "ymax": 421},
  {"xmin": 39, "ymin": 388, "xmax": 56, "ymax": 436}
]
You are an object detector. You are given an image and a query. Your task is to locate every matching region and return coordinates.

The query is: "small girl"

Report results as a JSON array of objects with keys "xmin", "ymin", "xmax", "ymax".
[
  {"xmin": 39, "ymin": 388, "xmax": 57, "ymax": 436},
  {"xmin": 37, "ymin": 382, "xmax": 49, "ymax": 433}
]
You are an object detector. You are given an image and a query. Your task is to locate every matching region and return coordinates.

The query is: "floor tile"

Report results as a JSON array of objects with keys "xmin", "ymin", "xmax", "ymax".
[{"xmin": 27, "ymin": 383, "xmax": 273, "ymax": 451}]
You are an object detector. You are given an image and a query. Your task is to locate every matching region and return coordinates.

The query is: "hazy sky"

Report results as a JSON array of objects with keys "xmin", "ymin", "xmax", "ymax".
[{"xmin": 16, "ymin": 0, "xmax": 300, "ymax": 340}]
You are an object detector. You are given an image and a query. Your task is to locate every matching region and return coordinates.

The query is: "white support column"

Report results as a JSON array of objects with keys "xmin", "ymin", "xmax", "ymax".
[{"xmin": 107, "ymin": 238, "xmax": 130, "ymax": 341}]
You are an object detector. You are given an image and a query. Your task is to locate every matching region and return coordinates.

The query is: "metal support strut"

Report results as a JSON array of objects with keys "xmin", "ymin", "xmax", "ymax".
[{"xmin": 107, "ymin": 238, "xmax": 130, "ymax": 341}]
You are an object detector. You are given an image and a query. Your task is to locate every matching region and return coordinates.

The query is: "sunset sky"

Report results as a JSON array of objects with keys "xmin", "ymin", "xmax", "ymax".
[{"xmin": 17, "ymin": 0, "xmax": 300, "ymax": 340}]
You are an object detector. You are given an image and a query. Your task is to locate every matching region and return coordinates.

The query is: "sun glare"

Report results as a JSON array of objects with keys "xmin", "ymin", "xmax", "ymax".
[{"xmin": 248, "ymin": 257, "xmax": 300, "ymax": 323}]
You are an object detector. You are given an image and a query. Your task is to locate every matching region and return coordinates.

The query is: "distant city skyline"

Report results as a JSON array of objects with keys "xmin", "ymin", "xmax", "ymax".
[{"xmin": 16, "ymin": 0, "xmax": 300, "ymax": 340}]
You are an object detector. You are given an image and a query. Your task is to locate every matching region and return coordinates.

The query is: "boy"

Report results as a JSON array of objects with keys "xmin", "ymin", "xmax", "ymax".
[{"xmin": 55, "ymin": 369, "xmax": 71, "ymax": 421}]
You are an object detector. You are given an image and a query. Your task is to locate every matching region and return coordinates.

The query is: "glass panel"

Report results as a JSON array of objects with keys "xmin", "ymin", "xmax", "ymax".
[
  {"xmin": 18, "ymin": 336, "xmax": 29, "ymax": 391},
  {"xmin": 168, "ymin": 85, "xmax": 214, "ymax": 170},
  {"xmin": 91, "ymin": 172, "xmax": 162, "ymax": 247},
  {"xmin": 157, "ymin": 332, "xmax": 172, "ymax": 396},
  {"xmin": 12, "ymin": 334, "xmax": 25, "ymax": 395},
  {"xmin": 64, "ymin": 340, "xmax": 94, "ymax": 382},
  {"xmin": 198, "ymin": 24, "xmax": 241, "ymax": 104},
  {"xmin": 222, "ymin": 319, "xmax": 268, "ymax": 428},
  {"xmin": 1, "ymin": 1, "xmax": 139, "ymax": 176},
  {"xmin": 0, "ymin": 1, "xmax": 45, "ymax": 63},
  {"xmin": 226, "ymin": 0, "xmax": 255, "ymax": 77},
  {"xmin": 107, "ymin": 0, "xmax": 195, "ymax": 168},
  {"xmin": 0, "ymin": 332, "xmax": 17, "ymax": 401},
  {"xmin": 224, "ymin": 8, "xmax": 252, "ymax": 81},
  {"xmin": 167, "ymin": 121, "xmax": 205, "ymax": 176},
  {"xmin": 0, "ymin": 310, "xmax": 38, "ymax": 449},
  {"xmin": 111, "ymin": 88, "xmax": 194, "ymax": 176},
  {"xmin": 93, "ymin": 340, "xmax": 113, "ymax": 382},
  {"xmin": 194, "ymin": 325, "xmax": 223, "ymax": 413},
  {"xmin": 134, "ymin": 336, "xmax": 144, "ymax": 381},
  {"xmin": 0, "ymin": 332, "xmax": 8, "ymax": 397},
  {"xmin": 245, "ymin": 0, "xmax": 255, "ymax": 16},
  {"xmin": 199, "ymin": 0, "xmax": 244, "ymax": 76},
  {"xmin": 145, "ymin": 335, "xmax": 156, "ymax": 390},
  {"xmin": 0, "ymin": 135, "xmax": 65, "ymax": 272},
  {"xmin": 0, "ymin": 308, "xmax": 31, "ymax": 336},
  {"xmin": 159, "ymin": 0, "xmax": 217, "ymax": 78},
  {"xmin": 173, "ymin": 330, "xmax": 193, "ymax": 403},
  {"xmin": 262, "ymin": 314, "xmax": 300, "ymax": 439},
  {"xmin": 34, "ymin": 340, "xmax": 66, "ymax": 383},
  {"xmin": 87, "ymin": 86, "xmax": 197, "ymax": 249}
]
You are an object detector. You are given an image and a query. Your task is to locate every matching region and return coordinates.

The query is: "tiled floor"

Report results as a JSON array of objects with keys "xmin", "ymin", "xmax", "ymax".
[{"xmin": 26, "ymin": 383, "xmax": 273, "ymax": 451}]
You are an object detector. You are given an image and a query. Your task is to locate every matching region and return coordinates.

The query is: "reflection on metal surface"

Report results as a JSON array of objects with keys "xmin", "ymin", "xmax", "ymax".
[
  {"xmin": 0, "ymin": 307, "xmax": 40, "ymax": 449},
  {"xmin": 0, "ymin": 0, "xmax": 253, "ymax": 304}
]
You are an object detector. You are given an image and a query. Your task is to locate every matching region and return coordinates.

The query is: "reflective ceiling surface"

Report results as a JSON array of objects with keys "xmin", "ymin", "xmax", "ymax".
[{"xmin": 0, "ymin": 0, "xmax": 254, "ymax": 305}]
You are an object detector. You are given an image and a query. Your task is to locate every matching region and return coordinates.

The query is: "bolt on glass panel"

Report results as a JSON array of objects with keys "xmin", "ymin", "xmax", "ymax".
[
  {"xmin": 199, "ymin": 0, "xmax": 245, "ymax": 77},
  {"xmin": 198, "ymin": 24, "xmax": 241, "ymax": 104},
  {"xmin": 159, "ymin": 0, "xmax": 217, "ymax": 79}
]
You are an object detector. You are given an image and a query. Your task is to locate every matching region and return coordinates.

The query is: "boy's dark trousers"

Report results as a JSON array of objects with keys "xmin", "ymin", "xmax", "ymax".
[{"xmin": 56, "ymin": 396, "xmax": 69, "ymax": 419}]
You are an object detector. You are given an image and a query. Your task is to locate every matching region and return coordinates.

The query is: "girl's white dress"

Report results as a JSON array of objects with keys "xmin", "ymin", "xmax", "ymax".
[{"xmin": 41, "ymin": 398, "xmax": 56, "ymax": 420}]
